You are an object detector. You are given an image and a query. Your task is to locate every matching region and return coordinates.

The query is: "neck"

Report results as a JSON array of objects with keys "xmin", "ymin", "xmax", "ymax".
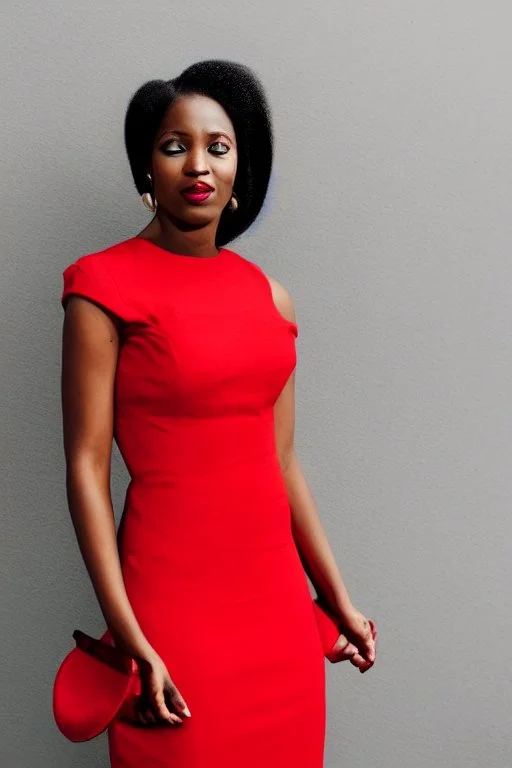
[{"xmin": 137, "ymin": 217, "xmax": 220, "ymax": 258}]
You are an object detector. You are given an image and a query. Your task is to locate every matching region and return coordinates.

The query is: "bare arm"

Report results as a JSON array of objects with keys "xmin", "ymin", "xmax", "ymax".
[
  {"xmin": 61, "ymin": 296, "xmax": 155, "ymax": 658},
  {"xmin": 268, "ymin": 276, "xmax": 354, "ymax": 620}
]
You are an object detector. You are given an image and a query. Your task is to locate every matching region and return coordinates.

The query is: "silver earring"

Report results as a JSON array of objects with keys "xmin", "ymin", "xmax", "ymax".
[
  {"xmin": 229, "ymin": 192, "xmax": 238, "ymax": 212},
  {"xmin": 142, "ymin": 173, "xmax": 157, "ymax": 212}
]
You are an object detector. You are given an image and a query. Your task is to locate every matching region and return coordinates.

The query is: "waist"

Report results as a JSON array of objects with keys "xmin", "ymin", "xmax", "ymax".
[
  {"xmin": 118, "ymin": 450, "xmax": 292, "ymax": 563},
  {"xmin": 116, "ymin": 409, "xmax": 278, "ymax": 479}
]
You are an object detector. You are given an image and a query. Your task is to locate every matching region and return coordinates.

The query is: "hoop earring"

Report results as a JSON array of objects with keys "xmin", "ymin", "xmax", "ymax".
[
  {"xmin": 142, "ymin": 173, "xmax": 157, "ymax": 213},
  {"xmin": 229, "ymin": 192, "xmax": 238, "ymax": 212}
]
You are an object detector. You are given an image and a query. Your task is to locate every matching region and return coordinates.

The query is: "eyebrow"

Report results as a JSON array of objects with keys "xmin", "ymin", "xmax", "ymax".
[{"xmin": 159, "ymin": 130, "xmax": 232, "ymax": 139}]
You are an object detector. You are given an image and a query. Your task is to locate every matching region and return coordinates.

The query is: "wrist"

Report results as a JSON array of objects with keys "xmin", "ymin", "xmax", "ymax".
[
  {"xmin": 109, "ymin": 628, "xmax": 155, "ymax": 659},
  {"xmin": 318, "ymin": 590, "xmax": 354, "ymax": 622}
]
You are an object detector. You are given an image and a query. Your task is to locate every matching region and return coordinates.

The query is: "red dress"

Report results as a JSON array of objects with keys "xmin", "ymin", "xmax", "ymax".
[{"xmin": 61, "ymin": 236, "xmax": 326, "ymax": 767}]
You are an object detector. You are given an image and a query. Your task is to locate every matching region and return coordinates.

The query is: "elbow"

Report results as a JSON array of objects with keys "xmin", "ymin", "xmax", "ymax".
[{"xmin": 65, "ymin": 448, "xmax": 111, "ymax": 490}]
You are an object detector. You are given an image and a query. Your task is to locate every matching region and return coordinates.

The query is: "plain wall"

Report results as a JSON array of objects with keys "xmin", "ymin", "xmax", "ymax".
[{"xmin": 2, "ymin": 1, "xmax": 511, "ymax": 766}]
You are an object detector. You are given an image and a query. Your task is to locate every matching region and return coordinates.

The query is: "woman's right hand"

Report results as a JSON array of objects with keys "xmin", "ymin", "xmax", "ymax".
[
  {"xmin": 131, "ymin": 651, "xmax": 192, "ymax": 726},
  {"xmin": 326, "ymin": 617, "xmax": 378, "ymax": 672}
]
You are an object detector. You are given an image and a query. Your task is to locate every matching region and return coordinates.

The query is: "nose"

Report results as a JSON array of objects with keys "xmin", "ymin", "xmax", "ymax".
[{"xmin": 183, "ymin": 144, "xmax": 211, "ymax": 177}]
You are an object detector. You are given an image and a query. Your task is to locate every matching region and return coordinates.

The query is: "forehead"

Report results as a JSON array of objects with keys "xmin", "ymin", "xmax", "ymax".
[{"xmin": 156, "ymin": 94, "xmax": 235, "ymax": 139}]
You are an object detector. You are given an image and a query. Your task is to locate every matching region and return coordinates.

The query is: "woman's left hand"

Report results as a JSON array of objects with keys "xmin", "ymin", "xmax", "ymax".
[{"xmin": 327, "ymin": 606, "xmax": 377, "ymax": 672}]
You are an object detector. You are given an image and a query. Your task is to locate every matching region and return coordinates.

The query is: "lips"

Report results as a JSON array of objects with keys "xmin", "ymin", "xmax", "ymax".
[
  {"xmin": 181, "ymin": 183, "xmax": 214, "ymax": 193},
  {"xmin": 180, "ymin": 183, "xmax": 214, "ymax": 205}
]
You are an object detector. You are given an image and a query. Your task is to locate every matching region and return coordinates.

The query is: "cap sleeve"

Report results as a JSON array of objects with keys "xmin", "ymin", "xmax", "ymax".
[{"xmin": 61, "ymin": 257, "xmax": 131, "ymax": 322}]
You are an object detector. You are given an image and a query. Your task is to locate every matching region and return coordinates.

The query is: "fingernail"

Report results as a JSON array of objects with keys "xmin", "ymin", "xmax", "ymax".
[{"xmin": 183, "ymin": 706, "xmax": 192, "ymax": 717}]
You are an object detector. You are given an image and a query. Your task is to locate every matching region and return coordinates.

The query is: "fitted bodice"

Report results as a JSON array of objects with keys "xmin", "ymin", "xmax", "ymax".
[{"xmin": 62, "ymin": 236, "xmax": 298, "ymax": 480}]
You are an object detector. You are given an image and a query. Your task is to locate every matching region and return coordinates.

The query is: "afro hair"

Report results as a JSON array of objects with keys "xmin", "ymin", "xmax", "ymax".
[{"xmin": 124, "ymin": 59, "xmax": 274, "ymax": 248}]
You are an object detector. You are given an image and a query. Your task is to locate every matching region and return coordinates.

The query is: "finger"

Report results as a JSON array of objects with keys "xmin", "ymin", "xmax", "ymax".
[
  {"xmin": 333, "ymin": 634, "xmax": 350, "ymax": 653},
  {"xmin": 167, "ymin": 686, "xmax": 192, "ymax": 719},
  {"xmin": 352, "ymin": 635, "xmax": 377, "ymax": 672},
  {"xmin": 349, "ymin": 652, "xmax": 366, "ymax": 668},
  {"xmin": 363, "ymin": 624, "xmax": 376, "ymax": 658},
  {"xmin": 349, "ymin": 649, "xmax": 375, "ymax": 673},
  {"xmin": 152, "ymin": 688, "xmax": 182, "ymax": 724},
  {"xmin": 361, "ymin": 627, "xmax": 376, "ymax": 662},
  {"xmin": 331, "ymin": 641, "xmax": 359, "ymax": 663},
  {"xmin": 338, "ymin": 627, "xmax": 375, "ymax": 665},
  {"xmin": 370, "ymin": 621, "xmax": 378, "ymax": 649},
  {"xmin": 332, "ymin": 636, "xmax": 353, "ymax": 660},
  {"xmin": 143, "ymin": 708, "xmax": 157, "ymax": 724},
  {"xmin": 365, "ymin": 642, "xmax": 375, "ymax": 663},
  {"xmin": 359, "ymin": 653, "xmax": 375, "ymax": 672},
  {"xmin": 344, "ymin": 643, "xmax": 359, "ymax": 660}
]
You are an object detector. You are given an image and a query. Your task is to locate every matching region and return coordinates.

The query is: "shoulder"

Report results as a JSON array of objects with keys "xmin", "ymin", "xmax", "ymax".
[
  {"xmin": 251, "ymin": 258, "xmax": 296, "ymax": 325},
  {"xmin": 61, "ymin": 238, "xmax": 140, "ymax": 322},
  {"xmin": 265, "ymin": 273, "xmax": 296, "ymax": 325},
  {"xmin": 65, "ymin": 237, "xmax": 137, "ymax": 276},
  {"xmin": 234, "ymin": 253, "xmax": 297, "ymax": 325}
]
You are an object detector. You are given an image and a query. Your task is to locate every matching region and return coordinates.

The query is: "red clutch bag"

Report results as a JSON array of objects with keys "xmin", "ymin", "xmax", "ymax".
[
  {"xmin": 53, "ymin": 627, "xmax": 151, "ymax": 742},
  {"xmin": 53, "ymin": 598, "xmax": 345, "ymax": 743},
  {"xmin": 312, "ymin": 596, "xmax": 344, "ymax": 656}
]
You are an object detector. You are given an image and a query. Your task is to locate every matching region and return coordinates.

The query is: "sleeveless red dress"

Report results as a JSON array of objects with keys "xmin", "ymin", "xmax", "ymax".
[{"xmin": 61, "ymin": 236, "xmax": 326, "ymax": 767}]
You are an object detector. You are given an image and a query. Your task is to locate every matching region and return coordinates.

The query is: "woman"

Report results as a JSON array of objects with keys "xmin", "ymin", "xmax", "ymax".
[{"xmin": 61, "ymin": 59, "xmax": 376, "ymax": 768}]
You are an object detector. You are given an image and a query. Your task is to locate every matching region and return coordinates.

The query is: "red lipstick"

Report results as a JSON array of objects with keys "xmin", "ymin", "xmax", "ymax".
[{"xmin": 180, "ymin": 181, "xmax": 214, "ymax": 204}]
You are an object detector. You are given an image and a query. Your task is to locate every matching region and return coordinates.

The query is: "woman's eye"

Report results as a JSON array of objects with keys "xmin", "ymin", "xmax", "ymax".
[
  {"xmin": 209, "ymin": 141, "xmax": 229, "ymax": 154},
  {"xmin": 162, "ymin": 140, "xmax": 229, "ymax": 155},
  {"xmin": 163, "ymin": 140, "xmax": 184, "ymax": 155}
]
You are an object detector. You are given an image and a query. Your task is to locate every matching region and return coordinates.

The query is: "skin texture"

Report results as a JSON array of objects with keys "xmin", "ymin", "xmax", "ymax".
[{"xmin": 61, "ymin": 93, "xmax": 377, "ymax": 728}]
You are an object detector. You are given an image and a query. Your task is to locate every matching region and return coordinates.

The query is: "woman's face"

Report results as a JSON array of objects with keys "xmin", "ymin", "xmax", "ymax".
[{"xmin": 149, "ymin": 93, "xmax": 238, "ymax": 227}]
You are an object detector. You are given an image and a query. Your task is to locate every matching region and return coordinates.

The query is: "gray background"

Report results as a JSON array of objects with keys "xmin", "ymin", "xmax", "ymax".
[{"xmin": 2, "ymin": 2, "xmax": 511, "ymax": 766}]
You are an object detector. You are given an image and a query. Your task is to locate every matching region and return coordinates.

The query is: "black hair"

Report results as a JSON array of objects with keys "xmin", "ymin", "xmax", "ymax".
[{"xmin": 124, "ymin": 60, "xmax": 274, "ymax": 248}]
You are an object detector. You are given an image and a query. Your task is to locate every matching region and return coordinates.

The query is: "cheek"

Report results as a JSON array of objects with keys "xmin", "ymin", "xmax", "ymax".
[
  {"xmin": 152, "ymin": 153, "xmax": 182, "ymax": 180},
  {"xmin": 154, "ymin": 159, "xmax": 181, "ymax": 183},
  {"xmin": 217, "ymin": 157, "xmax": 238, "ymax": 185}
]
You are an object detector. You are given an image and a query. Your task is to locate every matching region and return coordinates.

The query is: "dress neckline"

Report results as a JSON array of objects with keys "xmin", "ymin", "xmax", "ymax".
[{"xmin": 129, "ymin": 236, "xmax": 229, "ymax": 262}]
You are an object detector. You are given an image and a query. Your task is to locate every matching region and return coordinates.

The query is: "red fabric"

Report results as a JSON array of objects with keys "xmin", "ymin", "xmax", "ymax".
[
  {"xmin": 312, "ymin": 600, "xmax": 344, "ymax": 655},
  {"xmin": 61, "ymin": 237, "xmax": 326, "ymax": 767},
  {"xmin": 53, "ymin": 638, "xmax": 141, "ymax": 742}
]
